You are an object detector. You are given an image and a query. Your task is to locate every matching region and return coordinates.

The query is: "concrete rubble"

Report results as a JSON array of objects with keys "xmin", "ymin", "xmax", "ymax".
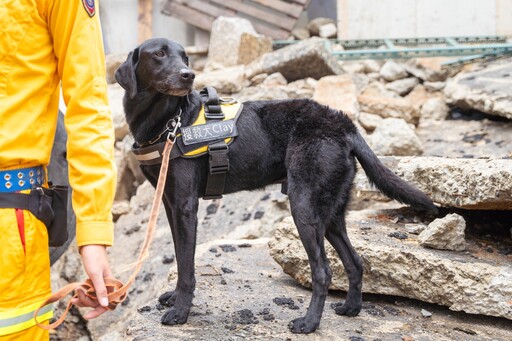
[
  {"xmin": 269, "ymin": 213, "xmax": 512, "ymax": 320},
  {"xmin": 205, "ymin": 17, "xmax": 272, "ymax": 70},
  {"xmin": 444, "ymin": 60, "xmax": 512, "ymax": 120},
  {"xmin": 419, "ymin": 213, "xmax": 467, "ymax": 251},
  {"xmin": 312, "ymin": 74, "xmax": 360, "ymax": 120},
  {"xmin": 369, "ymin": 118, "xmax": 423, "ymax": 156},
  {"xmin": 353, "ymin": 157, "xmax": 512, "ymax": 210},
  {"xmin": 244, "ymin": 37, "xmax": 343, "ymax": 81},
  {"xmin": 51, "ymin": 15, "xmax": 512, "ymax": 341}
]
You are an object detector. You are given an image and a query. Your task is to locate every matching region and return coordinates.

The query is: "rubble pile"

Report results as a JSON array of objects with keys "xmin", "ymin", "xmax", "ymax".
[{"xmin": 54, "ymin": 16, "xmax": 511, "ymax": 340}]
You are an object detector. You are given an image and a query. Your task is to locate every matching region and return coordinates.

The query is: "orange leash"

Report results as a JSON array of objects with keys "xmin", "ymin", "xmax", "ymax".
[{"xmin": 34, "ymin": 139, "xmax": 175, "ymax": 329}]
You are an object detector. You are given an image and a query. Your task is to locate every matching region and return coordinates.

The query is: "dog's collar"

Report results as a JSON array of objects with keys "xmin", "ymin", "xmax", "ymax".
[{"xmin": 137, "ymin": 109, "xmax": 182, "ymax": 147}]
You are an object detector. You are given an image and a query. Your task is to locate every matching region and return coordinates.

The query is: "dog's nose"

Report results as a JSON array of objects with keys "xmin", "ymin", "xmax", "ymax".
[{"xmin": 180, "ymin": 69, "xmax": 195, "ymax": 81}]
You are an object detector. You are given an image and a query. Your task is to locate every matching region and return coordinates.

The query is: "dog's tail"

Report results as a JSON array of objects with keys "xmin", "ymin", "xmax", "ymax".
[{"xmin": 351, "ymin": 131, "xmax": 437, "ymax": 213}]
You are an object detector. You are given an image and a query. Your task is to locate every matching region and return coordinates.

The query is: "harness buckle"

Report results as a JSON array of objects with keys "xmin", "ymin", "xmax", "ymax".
[
  {"xmin": 208, "ymin": 143, "xmax": 229, "ymax": 174},
  {"xmin": 204, "ymin": 110, "xmax": 225, "ymax": 120}
]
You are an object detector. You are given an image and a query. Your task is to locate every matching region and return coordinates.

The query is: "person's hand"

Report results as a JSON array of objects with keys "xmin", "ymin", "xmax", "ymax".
[{"xmin": 71, "ymin": 244, "xmax": 113, "ymax": 319}]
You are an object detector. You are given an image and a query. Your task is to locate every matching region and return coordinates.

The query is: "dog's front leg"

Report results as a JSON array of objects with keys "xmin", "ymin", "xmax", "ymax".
[{"xmin": 159, "ymin": 195, "xmax": 198, "ymax": 326}]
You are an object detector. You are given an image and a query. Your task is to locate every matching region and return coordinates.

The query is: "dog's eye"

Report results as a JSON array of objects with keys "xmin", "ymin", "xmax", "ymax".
[
  {"xmin": 155, "ymin": 50, "xmax": 165, "ymax": 57},
  {"xmin": 184, "ymin": 56, "xmax": 189, "ymax": 65}
]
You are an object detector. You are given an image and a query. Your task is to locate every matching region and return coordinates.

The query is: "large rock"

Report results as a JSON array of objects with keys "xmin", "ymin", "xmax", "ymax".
[
  {"xmin": 313, "ymin": 74, "xmax": 360, "ymax": 120},
  {"xmin": 106, "ymin": 53, "xmax": 128, "ymax": 84},
  {"xmin": 379, "ymin": 61, "xmax": 409, "ymax": 82},
  {"xmin": 385, "ymin": 77, "xmax": 419, "ymax": 96},
  {"xmin": 420, "ymin": 97, "xmax": 450, "ymax": 121},
  {"xmin": 353, "ymin": 157, "xmax": 512, "ymax": 210},
  {"xmin": 369, "ymin": 118, "xmax": 423, "ymax": 156},
  {"xmin": 194, "ymin": 65, "xmax": 247, "ymax": 94},
  {"xmin": 114, "ymin": 135, "xmax": 145, "ymax": 203},
  {"xmin": 269, "ymin": 212, "xmax": 512, "ymax": 320},
  {"xmin": 358, "ymin": 94, "xmax": 419, "ymax": 124},
  {"xmin": 206, "ymin": 17, "xmax": 272, "ymax": 69},
  {"xmin": 358, "ymin": 112, "xmax": 383, "ymax": 132},
  {"xmin": 403, "ymin": 58, "xmax": 451, "ymax": 82},
  {"xmin": 444, "ymin": 61, "xmax": 512, "ymax": 119},
  {"xmin": 307, "ymin": 17, "xmax": 336, "ymax": 36},
  {"xmin": 244, "ymin": 37, "xmax": 343, "ymax": 82},
  {"xmin": 418, "ymin": 213, "xmax": 466, "ymax": 251}
]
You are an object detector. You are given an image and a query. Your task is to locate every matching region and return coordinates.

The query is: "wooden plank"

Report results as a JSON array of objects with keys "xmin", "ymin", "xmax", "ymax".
[
  {"xmin": 249, "ymin": 0, "xmax": 303, "ymax": 18},
  {"xmin": 291, "ymin": 0, "xmax": 310, "ymax": 5},
  {"xmin": 138, "ymin": 0, "xmax": 153, "ymax": 44},
  {"xmin": 252, "ymin": 21, "xmax": 290, "ymax": 39},
  {"xmin": 162, "ymin": 3, "xmax": 215, "ymax": 32},
  {"xmin": 183, "ymin": 0, "xmax": 236, "ymax": 18},
  {"xmin": 208, "ymin": 0, "xmax": 297, "ymax": 31},
  {"xmin": 162, "ymin": 0, "xmax": 308, "ymax": 39}
]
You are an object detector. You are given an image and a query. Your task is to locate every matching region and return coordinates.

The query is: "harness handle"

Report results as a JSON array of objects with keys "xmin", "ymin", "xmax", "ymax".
[{"xmin": 34, "ymin": 139, "xmax": 175, "ymax": 329}]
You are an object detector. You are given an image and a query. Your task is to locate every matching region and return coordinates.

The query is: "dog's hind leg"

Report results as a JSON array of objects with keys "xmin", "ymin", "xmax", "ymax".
[
  {"xmin": 325, "ymin": 209, "xmax": 363, "ymax": 316},
  {"xmin": 286, "ymin": 183, "xmax": 332, "ymax": 333}
]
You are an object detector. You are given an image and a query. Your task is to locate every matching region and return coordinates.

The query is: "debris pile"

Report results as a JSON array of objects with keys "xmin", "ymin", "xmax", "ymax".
[{"xmin": 53, "ymin": 16, "xmax": 512, "ymax": 340}]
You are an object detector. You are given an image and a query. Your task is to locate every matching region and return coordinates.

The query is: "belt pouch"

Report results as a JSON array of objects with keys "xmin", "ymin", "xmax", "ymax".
[
  {"xmin": 40, "ymin": 186, "xmax": 68, "ymax": 247},
  {"xmin": 0, "ymin": 186, "xmax": 68, "ymax": 246}
]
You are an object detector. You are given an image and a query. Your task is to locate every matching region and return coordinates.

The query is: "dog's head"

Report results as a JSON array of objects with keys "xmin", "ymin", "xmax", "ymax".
[{"xmin": 115, "ymin": 38, "xmax": 195, "ymax": 99}]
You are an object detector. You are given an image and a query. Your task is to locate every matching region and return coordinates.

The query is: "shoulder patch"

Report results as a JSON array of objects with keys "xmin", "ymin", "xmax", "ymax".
[{"xmin": 82, "ymin": 0, "xmax": 95, "ymax": 17}]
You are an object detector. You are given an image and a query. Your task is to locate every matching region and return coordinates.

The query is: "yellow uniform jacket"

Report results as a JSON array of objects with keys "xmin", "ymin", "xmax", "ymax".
[
  {"xmin": 0, "ymin": 0, "xmax": 116, "ymax": 336},
  {"xmin": 0, "ymin": 0, "xmax": 116, "ymax": 246}
]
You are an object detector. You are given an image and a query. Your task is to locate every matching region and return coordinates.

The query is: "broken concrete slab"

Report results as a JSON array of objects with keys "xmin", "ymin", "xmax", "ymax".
[
  {"xmin": 403, "ymin": 58, "xmax": 452, "ymax": 82},
  {"xmin": 369, "ymin": 118, "xmax": 423, "ymax": 156},
  {"xmin": 353, "ymin": 157, "xmax": 512, "ymax": 210},
  {"xmin": 244, "ymin": 37, "xmax": 343, "ymax": 82},
  {"xmin": 313, "ymin": 74, "xmax": 360, "ymax": 120},
  {"xmin": 444, "ymin": 60, "xmax": 512, "ymax": 119},
  {"xmin": 416, "ymin": 119, "xmax": 512, "ymax": 159},
  {"xmin": 380, "ymin": 61, "xmax": 409, "ymax": 82},
  {"xmin": 205, "ymin": 17, "xmax": 272, "ymax": 70},
  {"xmin": 358, "ymin": 94, "xmax": 419, "ymax": 124},
  {"xmin": 385, "ymin": 77, "xmax": 419, "ymax": 96},
  {"xmin": 194, "ymin": 65, "xmax": 247, "ymax": 94},
  {"xmin": 269, "ymin": 212, "xmax": 512, "ymax": 320}
]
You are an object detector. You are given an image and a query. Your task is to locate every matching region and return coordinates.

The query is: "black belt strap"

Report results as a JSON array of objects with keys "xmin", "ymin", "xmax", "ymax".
[
  {"xmin": 204, "ymin": 141, "xmax": 229, "ymax": 200},
  {"xmin": 200, "ymin": 86, "xmax": 230, "ymax": 200},
  {"xmin": 0, "ymin": 191, "xmax": 53, "ymax": 227}
]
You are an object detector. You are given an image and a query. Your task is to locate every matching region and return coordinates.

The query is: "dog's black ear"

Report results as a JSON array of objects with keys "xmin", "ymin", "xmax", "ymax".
[{"xmin": 115, "ymin": 48, "xmax": 140, "ymax": 99}]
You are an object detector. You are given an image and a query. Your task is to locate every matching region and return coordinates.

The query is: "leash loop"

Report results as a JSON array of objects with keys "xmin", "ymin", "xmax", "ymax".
[{"xmin": 34, "ymin": 140, "xmax": 175, "ymax": 330}]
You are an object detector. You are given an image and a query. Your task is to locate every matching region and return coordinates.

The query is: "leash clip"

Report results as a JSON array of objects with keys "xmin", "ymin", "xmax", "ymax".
[{"xmin": 167, "ymin": 114, "xmax": 181, "ymax": 142}]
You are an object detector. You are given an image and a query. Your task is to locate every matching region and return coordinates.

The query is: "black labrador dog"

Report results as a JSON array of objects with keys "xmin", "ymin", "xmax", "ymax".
[{"xmin": 115, "ymin": 38, "xmax": 437, "ymax": 334}]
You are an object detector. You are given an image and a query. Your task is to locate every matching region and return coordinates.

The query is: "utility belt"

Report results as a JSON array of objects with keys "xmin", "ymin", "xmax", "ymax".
[{"xmin": 0, "ymin": 166, "xmax": 68, "ymax": 247}]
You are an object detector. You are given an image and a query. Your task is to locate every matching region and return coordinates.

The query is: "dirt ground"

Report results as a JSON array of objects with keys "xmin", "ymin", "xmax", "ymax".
[
  {"xmin": 50, "ymin": 91, "xmax": 512, "ymax": 341},
  {"xmin": 125, "ymin": 238, "xmax": 512, "ymax": 341}
]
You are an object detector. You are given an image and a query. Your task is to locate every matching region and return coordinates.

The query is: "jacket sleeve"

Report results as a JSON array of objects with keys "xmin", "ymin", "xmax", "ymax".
[{"xmin": 46, "ymin": 0, "xmax": 117, "ymax": 247}]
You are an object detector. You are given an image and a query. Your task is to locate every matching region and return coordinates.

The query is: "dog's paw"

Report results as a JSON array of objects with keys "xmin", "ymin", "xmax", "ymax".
[
  {"xmin": 158, "ymin": 290, "xmax": 177, "ymax": 307},
  {"xmin": 288, "ymin": 317, "xmax": 319, "ymax": 334},
  {"xmin": 160, "ymin": 307, "xmax": 189, "ymax": 325},
  {"xmin": 332, "ymin": 302, "xmax": 361, "ymax": 317}
]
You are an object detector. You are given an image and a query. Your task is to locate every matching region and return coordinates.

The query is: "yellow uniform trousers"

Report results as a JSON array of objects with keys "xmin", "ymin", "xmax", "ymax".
[{"xmin": 0, "ymin": 204, "xmax": 53, "ymax": 339}]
